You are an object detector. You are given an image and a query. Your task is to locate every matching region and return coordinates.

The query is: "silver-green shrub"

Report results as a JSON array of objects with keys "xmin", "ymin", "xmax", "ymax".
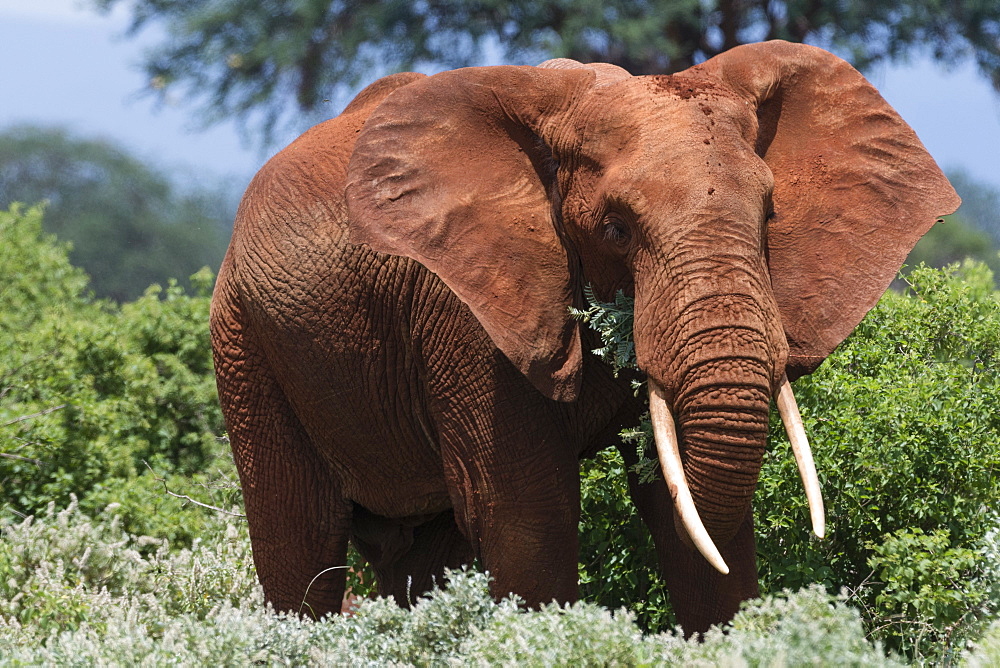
[
  {"xmin": 966, "ymin": 620, "xmax": 1000, "ymax": 667},
  {"xmin": 0, "ymin": 502, "xmax": 940, "ymax": 665}
]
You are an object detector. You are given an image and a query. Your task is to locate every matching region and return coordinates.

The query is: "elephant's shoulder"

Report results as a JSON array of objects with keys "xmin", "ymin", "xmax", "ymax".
[
  {"xmin": 342, "ymin": 72, "xmax": 428, "ymax": 115},
  {"xmin": 238, "ymin": 73, "xmax": 430, "ymax": 230}
]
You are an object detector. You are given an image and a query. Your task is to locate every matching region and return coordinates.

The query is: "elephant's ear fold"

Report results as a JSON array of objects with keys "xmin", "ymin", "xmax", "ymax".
[
  {"xmin": 696, "ymin": 41, "xmax": 961, "ymax": 378},
  {"xmin": 345, "ymin": 66, "xmax": 594, "ymax": 402}
]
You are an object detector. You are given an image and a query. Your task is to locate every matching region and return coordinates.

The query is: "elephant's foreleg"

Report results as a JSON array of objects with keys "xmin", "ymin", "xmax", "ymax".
[
  {"xmin": 619, "ymin": 443, "xmax": 759, "ymax": 636},
  {"xmin": 214, "ymin": 327, "xmax": 352, "ymax": 618},
  {"xmin": 471, "ymin": 486, "xmax": 582, "ymax": 608},
  {"xmin": 434, "ymin": 390, "xmax": 582, "ymax": 606}
]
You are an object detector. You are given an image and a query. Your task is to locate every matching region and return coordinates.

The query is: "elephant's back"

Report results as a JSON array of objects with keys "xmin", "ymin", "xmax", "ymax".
[
  {"xmin": 210, "ymin": 70, "xmax": 491, "ymax": 517},
  {"xmin": 216, "ymin": 131, "xmax": 457, "ymax": 517},
  {"xmin": 225, "ymin": 69, "xmax": 431, "ymax": 304}
]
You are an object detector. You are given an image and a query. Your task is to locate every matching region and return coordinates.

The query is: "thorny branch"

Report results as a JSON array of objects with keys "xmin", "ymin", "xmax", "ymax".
[
  {"xmin": 143, "ymin": 460, "xmax": 246, "ymax": 519},
  {"xmin": 1, "ymin": 405, "xmax": 66, "ymax": 466},
  {"xmin": 2, "ymin": 404, "xmax": 67, "ymax": 428},
  {"xmin": 0, "ymin": 451, "xmax": 44, "ymax": 466}
]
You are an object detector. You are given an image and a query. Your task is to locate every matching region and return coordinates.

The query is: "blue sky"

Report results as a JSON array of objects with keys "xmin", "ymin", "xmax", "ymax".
[{"xmin": 2, "ymin": 0, "xmax": 999, "ymax": 199}]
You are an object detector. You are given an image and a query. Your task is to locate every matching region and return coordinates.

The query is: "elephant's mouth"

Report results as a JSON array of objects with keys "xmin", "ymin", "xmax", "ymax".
[{"xmin": 647, "ymin": 376, "xmax": 824, "ymax": 574}]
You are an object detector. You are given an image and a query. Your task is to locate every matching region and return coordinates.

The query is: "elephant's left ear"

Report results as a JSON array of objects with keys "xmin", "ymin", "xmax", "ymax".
[
  {"xmin": 345, "ymin": 66, "xmax": 595, "ymax": 402},
  {"xmin": 693, "ymin": 41, "xmax": 961, "ymax": 379}
]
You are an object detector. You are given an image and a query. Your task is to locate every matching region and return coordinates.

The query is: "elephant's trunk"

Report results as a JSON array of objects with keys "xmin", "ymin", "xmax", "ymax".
[
  {"xmin": 649, "ymin": 369, "xmax": 825, "ymax": 574},
  {"xmin": 634, "ymin": 271, "xmax": 782, "ymax": 566},
  {"xmin": 670, "ymin": 352, "xmax": 772, "ymax": 544}
]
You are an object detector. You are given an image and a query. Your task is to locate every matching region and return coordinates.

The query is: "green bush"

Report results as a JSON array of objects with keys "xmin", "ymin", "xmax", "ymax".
[
  {"xmin": 574, "ymin": 261, "xmax": 1000, "ymax": 661},
  {"xmin": 758, "ymin": 262, "xmax": 1000, "ymax": 660},
  {"xmin": 0, "ymin": 204, "xmax": 233, "ymax": 543},
  {"xmin": 578, "ymin": 448, "xmax": 675, "ymax": 630}
]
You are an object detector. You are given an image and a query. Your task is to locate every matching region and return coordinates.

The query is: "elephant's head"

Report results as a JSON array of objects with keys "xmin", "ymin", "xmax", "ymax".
[{"xmin": 345, "ymin": 41, "xmax": 960, "ymax": 572}]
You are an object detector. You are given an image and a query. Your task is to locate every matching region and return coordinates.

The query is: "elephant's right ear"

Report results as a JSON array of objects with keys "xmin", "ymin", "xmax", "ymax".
[
  {"xmin": 345, "ymin": 66, "xmax": 594, "ymax": 402},
  {"xmin": 694, "ymin": 41, "xmax": 961, "ymax": 379}
]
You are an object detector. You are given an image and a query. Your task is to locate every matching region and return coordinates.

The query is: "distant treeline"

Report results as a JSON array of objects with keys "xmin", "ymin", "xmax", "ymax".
[
  {"xmin": 0, "ymin": 124, "xmax": 998, "ymax": 302},
  {"xmin": 0, "ymin": 125, "xmax": 237, "ymax": 302}
]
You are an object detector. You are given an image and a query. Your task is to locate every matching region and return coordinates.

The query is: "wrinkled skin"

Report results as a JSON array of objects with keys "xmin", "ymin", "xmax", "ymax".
[{"xmin": 211, "ymin": 41, "xmax": 959, "ymax": 634}]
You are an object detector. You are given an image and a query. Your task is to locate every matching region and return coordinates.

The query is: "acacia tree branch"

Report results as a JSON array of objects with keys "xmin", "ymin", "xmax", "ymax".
[
  {"xmin": 143, "ymin": 461, "xmax": 246, "ymax": 519},
  {"xmin": 0, "ymin": 451, "xmax": 44, "ymax": 466},
  {"xmin": 2, "ymin": 404, "xmax": 67, "ymax": 428}
]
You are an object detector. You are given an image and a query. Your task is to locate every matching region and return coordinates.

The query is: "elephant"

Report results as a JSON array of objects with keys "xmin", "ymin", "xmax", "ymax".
[{"xmin": 210, "ymin": 40, "xmax": 960, "ymax": 635}]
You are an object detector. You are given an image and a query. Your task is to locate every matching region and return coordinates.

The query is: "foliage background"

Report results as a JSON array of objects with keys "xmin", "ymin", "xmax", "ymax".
[
  {"xmin": 0, "ymin": 125, "xmax": 234, "ymax": 301},
  {"xmin": 574, "ymin": 261, "xmax": 1000, "ymax": 662},
  {"xmin": 3, "ymin": 203, "xmax": 1000, "ymax": 662}
]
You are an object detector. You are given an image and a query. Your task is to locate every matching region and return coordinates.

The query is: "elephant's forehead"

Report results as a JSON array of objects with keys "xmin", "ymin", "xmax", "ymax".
[
  {"xmin": 569, "ymin": 78, "xmax": 773, "ymax": 215},
  {"xmin": 574, "ymin": 76, "xmax": 757, "ymax": 157},
  {"xmin": 642, "ymin": 73, "xmax": 744, "ymax": 104}
]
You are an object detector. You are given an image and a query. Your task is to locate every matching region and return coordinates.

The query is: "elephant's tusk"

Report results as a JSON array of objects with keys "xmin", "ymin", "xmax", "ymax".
[
  {"xmin": 775, "ymin": 374, "xmax": 826, "ymax": 539},
  {"xmin": 647, "ymin": 380, "xmax": 730, "ymax": 575}
]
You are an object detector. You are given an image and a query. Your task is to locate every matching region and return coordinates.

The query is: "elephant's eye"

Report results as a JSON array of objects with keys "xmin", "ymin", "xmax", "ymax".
[{"xmin": 603, "ymin": 217, "xmax": 631, "ymax": 247}]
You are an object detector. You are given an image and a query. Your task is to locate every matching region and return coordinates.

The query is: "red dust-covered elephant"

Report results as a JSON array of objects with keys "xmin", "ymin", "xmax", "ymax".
[{"xmin": 210, "ymin": 41, "xmax": 959, "ymax": 634}]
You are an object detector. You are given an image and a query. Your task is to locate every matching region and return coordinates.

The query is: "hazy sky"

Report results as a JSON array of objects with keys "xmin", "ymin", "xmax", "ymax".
[{"xmin": 2, "ymin": 0, "xmax": 999, "ymax": 199}]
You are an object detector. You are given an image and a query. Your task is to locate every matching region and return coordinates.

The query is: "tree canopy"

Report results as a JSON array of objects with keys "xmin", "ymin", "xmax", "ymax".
[
  {"xmin": 904, "ymin": 171, "xmax": 1000, "ymax": 281},
  {"xmin": 946, "ymin": 169, "xmax": 1000, "ymax": 245},
  {"xmin": 0, "ymin": 125, "xmax": 233, "ymax": 301},
  {"xmin": 93, "ymin": 0, "xmax": 1000, "ymax": 142}
]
